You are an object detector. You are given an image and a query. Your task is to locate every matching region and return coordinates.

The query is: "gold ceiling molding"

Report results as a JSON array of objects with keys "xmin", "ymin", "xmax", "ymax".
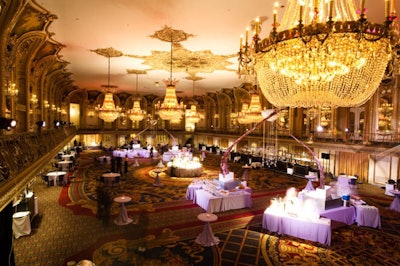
[
  {"xmin": 125, "ymin": 25, "xmax": 236, "ymax": 75},
  {"xmin": 126, "ymin": 43, "xmax": 235, "ymax": 75},
  {"xmin": 149, "ymin": 25, "xmax": 195, "ymax": 43},
  {"xmin": 91, "ymin": 47, "xmax": 123, "ymax": 58}
]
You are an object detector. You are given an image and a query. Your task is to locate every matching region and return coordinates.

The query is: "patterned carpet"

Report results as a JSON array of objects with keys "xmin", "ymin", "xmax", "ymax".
[{"xmin": 13, "ymin": 149, "xmax": 400, "ymax": 265}]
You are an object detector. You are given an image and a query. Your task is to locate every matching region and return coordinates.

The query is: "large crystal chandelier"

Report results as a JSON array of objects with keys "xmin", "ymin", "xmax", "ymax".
[
  {"xmin": 239, "ymin": 0, "xmax": 399, "ymax": 108},
  {"xmin": 157, "ymin": 79, "xmax": 185, "ymax": 121},
  {"xmin": 152, "ymin": 26, "xmax": 193, "ymax": 121},
  {"xmin": 127, "ymin": 69, "xmax": 147, "ymax": 121},
  {"xmin": 93, "ymin": 47, "xmax": 122, "ymax": 122}
]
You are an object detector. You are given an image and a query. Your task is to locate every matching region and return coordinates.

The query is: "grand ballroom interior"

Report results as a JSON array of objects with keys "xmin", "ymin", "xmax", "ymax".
[{"xmin": 1, "ymin": 0, "xmax": 400, "ymax": 265}]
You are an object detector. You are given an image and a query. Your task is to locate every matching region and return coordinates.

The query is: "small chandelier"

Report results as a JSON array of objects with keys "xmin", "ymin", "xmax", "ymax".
[
  {"xmin": 185, "ymin": 74, "xmax": 203, "ymax": 124},
  {"xmin": 127, "ymin": 70, "xmax": 147, "ymax": 121},
  {"xmin": 237, "ymin": 86, "xmax": 264, "ymax": 124},
  {"xmin": 92, "ymin": 47, "xmax": 122, "ymax": 123},
  {"xmin": 239, "ymin": 0, "xmax": 399, "ymax": 108}
]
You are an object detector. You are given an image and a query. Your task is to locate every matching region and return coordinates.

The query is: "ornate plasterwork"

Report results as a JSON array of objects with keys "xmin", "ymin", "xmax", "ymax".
[
  {"xmin": 125, "ymin": 25, "xmax": 236, "ymax": 76},
  {"xmin": 126, "ymin": 43, "xmax": 235, "ymax": 75}
]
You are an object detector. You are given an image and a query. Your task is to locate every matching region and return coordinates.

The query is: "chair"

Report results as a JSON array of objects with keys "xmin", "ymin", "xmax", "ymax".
[
  {"xmin": 41, "ymin": 174, "xmax": 50, "ymax": 186},
  {"xmin": 112, "ymin": 176, "xmax": 120, "ymax": 186}
]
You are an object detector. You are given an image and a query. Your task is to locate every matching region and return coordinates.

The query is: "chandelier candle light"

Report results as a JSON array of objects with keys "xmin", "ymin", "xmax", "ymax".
[{"xmin": 239, "ymin": 0, "xmax": 399, "ymax": 108}]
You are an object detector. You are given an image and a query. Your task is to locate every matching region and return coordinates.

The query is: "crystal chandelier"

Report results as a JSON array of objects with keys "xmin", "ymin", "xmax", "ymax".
[
  {"xmin": 92, "ymin": 47, "xmax": 122, "ymax": 123},
  {"xmin": 127, "ymin": 70, "xmax": 147, "ymax": 121},
  {"xmin": 185, "ymin": 75, "xmax": 202, "ymax": 124},
  {"xmin": 157, "ymin": 79, "xmax": 185, "ymax": 121},
  {"xmin": 237, "ymin": 86, "xmax": 264, "ymax": 124},
  {"xmin": 97, "ymin": 91, "xmax": 120, "ymax": 122},
  {"xmin": 239, "ymin": 0, "xmax": 399, "ymax": 108},
  {"xmin": 152, "ymin": 26, "xmax": 193, "ymax": 121}
]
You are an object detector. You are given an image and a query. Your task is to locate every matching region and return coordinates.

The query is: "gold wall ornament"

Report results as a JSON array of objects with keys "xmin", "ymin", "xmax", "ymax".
[{"xmin": 240, "ymin": 0, "xmax": 399, "ymax": 108}]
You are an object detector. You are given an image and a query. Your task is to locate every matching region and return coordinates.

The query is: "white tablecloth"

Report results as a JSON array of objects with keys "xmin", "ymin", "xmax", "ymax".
[
  {"xmin": 194, "ymin": 189, "xmax": 252, "ymax": 213},
  {"xmin": 47, "ymin": 171, "xmax": 67, "ymax": 186},
  {"xmin": 13, "ymin": 211, "xmax": 31, "ymax": 239},
  {"xmin": 262, "ymin": 209, "xmax": 331, "ymax": 245}
]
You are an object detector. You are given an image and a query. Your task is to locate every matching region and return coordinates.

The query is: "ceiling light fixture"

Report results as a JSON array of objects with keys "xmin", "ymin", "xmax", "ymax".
[
  {"xmin": 237, "ymin": 85, "xmax": 264, "ymax": 124},
  {"xmin": 93, "ymin": 47, "xmax": 122, "ymax": 123},
  {"xmin": 127, "ymin": 69, "xmax": 147, "ymax": 122},
  {"xmin": 153, "ymin": 26, "xmax": 191, "ymax": 121},
  {"xmin": 185, "ymin": 74, "xmax": 203, "ymax": 124},
  {"xmin": 240, "ymin": 0, "xmax": 399, "ymax": 108}
]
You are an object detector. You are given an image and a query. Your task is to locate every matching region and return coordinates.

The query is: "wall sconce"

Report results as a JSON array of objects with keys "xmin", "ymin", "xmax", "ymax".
[
  {"xmin": 53, "ymin": 120, "xmax": 60, "ymax": 127},
  {"xmin": 0, "ymin": 117, "xmax": 17, "ymax": 130}
]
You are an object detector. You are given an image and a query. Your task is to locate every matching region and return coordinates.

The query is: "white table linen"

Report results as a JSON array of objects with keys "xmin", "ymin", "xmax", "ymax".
[
  {"xmin": 13, "ymin": 211, "xmax": 31, "ymax": 239},
  {"xmin": 194, "ymin": 189, "xmax": 251, "ymax": 213},
  {"xmin": 262, "ymin": 209, "xmax": 331, "ymax": 245},
  {"xmin": 47, "ymin": 171, "xmax": 67, "ymax": 186}
]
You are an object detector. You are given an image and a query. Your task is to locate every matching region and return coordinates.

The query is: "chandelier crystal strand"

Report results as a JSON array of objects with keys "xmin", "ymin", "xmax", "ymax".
[{"xmin": 242, "ymin": 0, "xmax": 399, "ymax": 108}]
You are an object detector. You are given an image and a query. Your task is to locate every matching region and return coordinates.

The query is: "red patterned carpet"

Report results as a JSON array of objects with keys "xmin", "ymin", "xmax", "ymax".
[{"xmin": 56, "ymin": 150, "xmax": 400, "ymax": 265}]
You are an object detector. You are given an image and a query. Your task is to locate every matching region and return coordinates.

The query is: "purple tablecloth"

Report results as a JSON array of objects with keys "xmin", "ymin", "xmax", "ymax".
[
  {"xmin": 389, "ymin": 190, "xmax": 400, "ymax": 212},
  {"xmin": 354, "ymin": 205, "xmax": 381, "ymax": 228},
  {"xmin": 320, "ymin": 206, "xmax": 356, "ymax": 225},
  {"xmin": 194, "ymin": 189, "xmax": 252, "ymax": 213},
  {"xmin": 262, "ymin": 209, "xmax": 331, "ymax": 245}
]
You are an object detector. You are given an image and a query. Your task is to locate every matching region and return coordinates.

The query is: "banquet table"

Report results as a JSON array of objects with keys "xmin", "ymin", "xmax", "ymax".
[
  {"xmin": 186, "ymin": 182, "xmax": 203, "ymax": 200},
  {"xmin": 319, "ymin": 206, "xmax": 356, "ymax": 225},
  {"xmin": 194, "ymin": 189, "xmax": 252, "ymax": 213},
  {"xmin": 114, "ymin": 196, "xmax": 133, "ymax": 225},
  {"xmin": 57, "ymin": 160, "xmax": 72, "ymax": 171},
  {"xmin": 61, "ymin": 154, "xmax": 74, "ymax": 161},
  {"xmin": 389, "ymin": 190, "xmax": 400, "ymax": 212},
  {"xmin": 171, "ymin": 166, "xmax": 202, "ymax": 177},
  {"xmin": 195, "ymin": 213, "xmax": 219, "ymax": 246},
  {"xmin": 12, "ymin": 211, "xmax": 31, "ymax": 239},
  {"xmin": 262, "ymin": 209, "xmax": 331, "ymax": 245},
  {"xmin": 46, "ymin": 171, "xmax": 67, "ymax": 186},
  {"xmin": 102, "ymin": 173, "xmax": 121, "ymax": 186},
  {"xmin": 354, "ymin": 204, "xmax": 381, "ymax": 228}
]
